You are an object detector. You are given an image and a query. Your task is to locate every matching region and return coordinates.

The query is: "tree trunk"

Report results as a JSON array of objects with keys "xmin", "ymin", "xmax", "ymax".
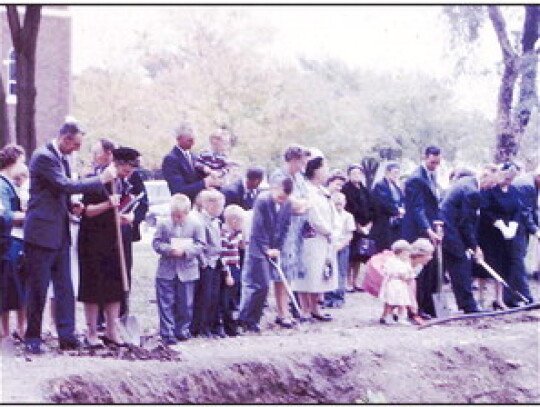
[
  {"xmin": 488, "ymin": 5, "xmax": 522, "ymax": 163},
  {"xmin": 515, "ymin": 5, "xmax": 539, "ymax": 135},
  {"xmin": 6, "ymin": 5, "xmax": 41, "ymax": 154},
  {"xmin": 0, "ymin": 73, "xmax": 10, "ymax": 146}
]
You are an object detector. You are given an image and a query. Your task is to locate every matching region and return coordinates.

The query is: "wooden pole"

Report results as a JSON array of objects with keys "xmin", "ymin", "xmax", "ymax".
[{"xmin": 111, "ymin": 180, "xmax": 129, "ymax": 293}]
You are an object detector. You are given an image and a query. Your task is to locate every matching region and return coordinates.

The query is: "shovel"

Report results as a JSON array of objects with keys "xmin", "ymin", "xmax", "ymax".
[
  {"xmin": 432, "ymin": 221, "xmax": 452, "ymax": 318},
  {"xmin": 467, "ymin": 249, "xmax": 531, "ymax": 305},
  {"xmin": 111, "ymin": 180, "xmax": 141, "ymax": 346}
]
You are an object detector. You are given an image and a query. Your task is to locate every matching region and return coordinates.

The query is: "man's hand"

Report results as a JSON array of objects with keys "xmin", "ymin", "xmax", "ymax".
[
  {"xmin": 71, "ymin": 201, "xmax": 85, "ymax": 216},
  {"xmin": 427, "ymin": 228, "xmax": 442, "ymax": 244},
  {"xmin": 535, "ymin": 230, "xmax": 540, "ymax": 240},
  {"xmin": 266, "ymin": 249, "xmax": 280, "ymax": 259},
  {"xmin": 225, "ymin": 272, "xmax": 235, "ymax": 287},
  {"xmin": 473, "ymin": 246, "xmax": 484, "ymax": 262},
  {"xmin": 120, "ymin": 212, "xmax": 134, "ymax": 225},
  {"xmin": 109, "ymin": 193, "xmax": 120, "ymax": 207},
  {"xmin": 99, "ymin": 164, "xmax": 117, "ymax": 184},
  {"xmin": 170, "ymin": 248, "xmax": 185, "ymax": 257}
]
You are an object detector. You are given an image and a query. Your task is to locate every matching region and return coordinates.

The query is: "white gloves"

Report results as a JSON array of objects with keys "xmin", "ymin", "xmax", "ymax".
[
  {"xmin": 493, "ymin": 219, "xmax": 518, "ymax": 240},
  {"xmin": 507, "ymin": 221, "xmax": 518, "ymax": 239}
]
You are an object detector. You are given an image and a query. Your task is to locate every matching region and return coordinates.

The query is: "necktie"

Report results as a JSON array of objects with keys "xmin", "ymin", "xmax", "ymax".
[
  {"xmin": 184, "ymin": 151, "xmax": 192, "ymax": 170},
  {"xmin": 62, "ymin": 156, "xmax": 71, "ymax": 179},
  {"xmin": 245, "ymin": 189, "xmax": 255, "ymax": 209}
]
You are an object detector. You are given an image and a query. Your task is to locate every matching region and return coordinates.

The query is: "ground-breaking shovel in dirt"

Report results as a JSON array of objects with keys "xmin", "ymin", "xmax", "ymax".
[
  {"xmin": 111, "ymin": 180, "xmax": 141, "ymax": 346},
  {"xmin": 467, "ymin": 249, "xmax": 531, "ymax": 305},
  {"xmin": 432, "ymin": 221, "xmax": 452, "ymax": 319}
]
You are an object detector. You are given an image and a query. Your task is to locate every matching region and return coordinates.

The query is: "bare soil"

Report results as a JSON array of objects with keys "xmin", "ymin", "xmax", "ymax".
[{"xmin": 1, "ymin": 239, "xmax": 539, "ymax": 404}]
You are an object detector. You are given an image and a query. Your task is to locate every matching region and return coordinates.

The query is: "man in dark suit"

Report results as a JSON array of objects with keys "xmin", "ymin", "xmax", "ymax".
[
  {"xmin": 24, "ymin": 121, "xmax": 117, "ymax": 354},
  {"xmin": 162, "ymin": 124, "xmax": 222, "ymax": 202},
  {"xmin": 402, "ymin": 146, "xmax": 442, "ymax": 318},
  {"xmin": 238, "ymin": 173, "xmax": 293, "ymax": 332},
  {"xmin": 440, "ymin": 165, "xmax": 499, "ymax": 313},
  {"xmin": 370, "ymin": 162, "xmax": 405, "ymax": 252},
  {"xmin": 223, "ymin": 166, "xmax": 265, "ymax": 210}
]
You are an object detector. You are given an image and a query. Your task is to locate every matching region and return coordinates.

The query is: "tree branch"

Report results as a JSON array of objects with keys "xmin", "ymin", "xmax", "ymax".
[
  {"xmin": 6, "ymin": 5, "xmax": 22, "ymax": 51},
  {"xmin": 487, "ymin": 5, "xmax": 518, "ymax": 62}
]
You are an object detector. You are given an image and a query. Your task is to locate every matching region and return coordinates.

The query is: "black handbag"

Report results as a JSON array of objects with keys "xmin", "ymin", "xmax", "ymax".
[
  {"xmin": 352, "ymin": 237, "xmax": 377, "ymax": 258},
  {"xmin": 301, "ymin": 221, "xmax": 317, "ymax": 239}
]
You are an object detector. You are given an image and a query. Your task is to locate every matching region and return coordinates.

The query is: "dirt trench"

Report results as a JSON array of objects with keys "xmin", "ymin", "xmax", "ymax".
[{"xmin": 41, "ymin": 317, "xmax": 539, "ymax": 404}]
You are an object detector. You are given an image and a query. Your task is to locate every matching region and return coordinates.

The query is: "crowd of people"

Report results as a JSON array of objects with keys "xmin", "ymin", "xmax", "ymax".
[{"xmin": 0, "ymin": 119, "xmax": 539, "ymax": 354}]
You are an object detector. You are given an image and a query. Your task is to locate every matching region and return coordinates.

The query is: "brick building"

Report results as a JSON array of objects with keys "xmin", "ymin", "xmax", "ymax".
[{"xmin": 0, "ymin": 5, "xmax": 71, "ymax": 150}]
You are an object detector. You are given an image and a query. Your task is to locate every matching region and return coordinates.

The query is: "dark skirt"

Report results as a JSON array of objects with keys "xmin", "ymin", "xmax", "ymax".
[
  {"xmin": 0, "ymin": 238, "xmax": 26, "ymax": 312},
  {"xmin": 78, "ymin": 224, "xmax": 132, "ymax": 304}
]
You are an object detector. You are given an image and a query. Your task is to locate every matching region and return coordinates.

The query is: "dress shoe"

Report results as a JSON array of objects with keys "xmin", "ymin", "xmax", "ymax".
[
  {"xmin": 354, "ymin": 286, "xmax": 365, "ymax": 293},
  {"xmin": 417, "ymin": 311, "xmax": 433, "ymax": 320},
  {"xmin": 240, "ymin": 323, "xmax": 261, "ymax": 333},
  {"xmin": 275, "ymin": 317, "xmax": 295, "ymax": 329},
  {"xmin": 295, "ymin": 315, "xmax": 312, "ymax": 323},
  {"xmin": 463, "ymin": 308, "xmax": 481, "ymax": 314},
  {"xmin": 25, "ymin": 342, "xmax": 45, "ymax": 355},
  {"xmin": 58, "ymin": 337, "xmax": 82, "ymax": 351},
  {"xmin": 11, "ymin": 331, "xmax": 23, "ymax": 343},
  {"xmin": 212, "ymin": 327, "xmax": 228, "ymax": 339},
  {"xmin": 99, "ymin": 335, "xmax": 128, "ymax": 348},
  {"xmin": 492, "ymin": 301, "xmax": 506, "ymax": 311},
  {"xmin": 161, "ymin": 337, "xmax": 178, "ymax": 346},
  {"xmin": 311, "ymin": 312, "xmax": 332, "ymax": 322},
  {"xmin": 175, "ymin": 333, "xmax": 191, "ymax": 342},
  {"xmin": 83, "ymin": 338, "xmax": 105, "ymax": 350}
]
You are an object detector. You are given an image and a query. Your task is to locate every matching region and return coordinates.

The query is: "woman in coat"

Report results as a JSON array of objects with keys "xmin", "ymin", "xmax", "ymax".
[
  {"xmin": 78, "ymin": 147, "xmax": 140, "ymax": 347},
  {"xmin": 0, "ymin": 144, "xmax": 27, "ymax": 340},
  {"xmin": 341, "ymin": 164, "xmax": 374, "ymax": 291},
  {"xmin": 474, "ymin": 163, "xmax": 533, "ymax": 309},
  {"xmin": 290, "ymin": 156, "xmax": 339, "ymax": 321}
]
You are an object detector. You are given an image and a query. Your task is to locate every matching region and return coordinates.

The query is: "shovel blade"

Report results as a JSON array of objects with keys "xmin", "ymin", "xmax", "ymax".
[
  {"xmin": 432, "ymin": 292, "xmax": 452, "ymax": 319},
  {"xmin": 117, "ymin": 316, "xmax": 141, "ymax": 346}
]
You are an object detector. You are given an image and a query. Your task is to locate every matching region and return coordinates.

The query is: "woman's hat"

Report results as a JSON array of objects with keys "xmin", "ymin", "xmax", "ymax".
[{"xmin": 112, "ymin": 147, "xmax": 140, "ymax": 166}]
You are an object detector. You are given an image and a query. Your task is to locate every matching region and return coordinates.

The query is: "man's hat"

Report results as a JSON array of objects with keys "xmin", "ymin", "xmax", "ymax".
[{"xmin": 112, "ymin": 147, "xmax": 140, "ymax": 166}]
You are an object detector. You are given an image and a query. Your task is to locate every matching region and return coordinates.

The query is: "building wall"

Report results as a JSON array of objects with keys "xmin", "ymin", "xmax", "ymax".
[{"xmin": 0, "ymin": 6, "xmax": 71, "ymax": 150}]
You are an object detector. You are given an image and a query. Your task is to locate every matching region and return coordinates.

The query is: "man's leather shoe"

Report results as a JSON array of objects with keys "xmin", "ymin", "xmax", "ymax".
[
  {"xmin": 464, "ymin": 308, "xmax": 481, "ymax": 314},
  {"xmin": 59, "ymin": 337, "xmax": 82, "ymax": 350},
  {"xmin": 212, "ymin": 327, "xmax": 228, "ymax": 339},
  {"xmin": 175, "ymin": 333, "xmax": 191, "ymax": 342},
  {"xmin": 25, "ymin": 342, "xmax": 45, "ymax": 355}
]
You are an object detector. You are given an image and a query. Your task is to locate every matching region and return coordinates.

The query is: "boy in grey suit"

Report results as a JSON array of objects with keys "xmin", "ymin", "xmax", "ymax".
[
  {"xmin": 238, "ymin": 174, "xmax": 294, "ymax": 332},
  {"xmin": 153, "ymin": 194, "xmax": 205, "ymax": 345}
]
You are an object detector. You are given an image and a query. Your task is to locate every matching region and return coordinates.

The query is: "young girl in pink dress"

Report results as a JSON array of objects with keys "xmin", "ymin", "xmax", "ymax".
[{"xmin": 379, "ymin": 240, "xmax": 414, "ymax": 325}]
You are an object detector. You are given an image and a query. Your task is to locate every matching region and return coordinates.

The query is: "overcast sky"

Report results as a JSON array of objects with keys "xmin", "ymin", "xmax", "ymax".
[{"xmin": 70, "ymin": 5, "xmax": 506, "ymax": 117}]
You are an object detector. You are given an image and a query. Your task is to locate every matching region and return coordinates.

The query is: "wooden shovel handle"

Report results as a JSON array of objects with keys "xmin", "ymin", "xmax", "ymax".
[{"xmin": 111, "ymin": 180, "xmax": 130, "ymax": 293}]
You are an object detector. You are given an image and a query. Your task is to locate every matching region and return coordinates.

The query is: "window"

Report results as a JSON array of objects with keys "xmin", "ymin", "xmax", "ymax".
[{"xmin": 4, "ymin": 48, "xmax": 16, "ymax": 104}]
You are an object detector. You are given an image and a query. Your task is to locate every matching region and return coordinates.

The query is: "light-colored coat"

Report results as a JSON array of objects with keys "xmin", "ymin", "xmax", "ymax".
[
  {"xmin": 291, "ymin": 183, "xmax": 339, "ymax": 293},
  {"xmin": 153, "ymin": 212, "xmax": 205, "ymax": 282}
]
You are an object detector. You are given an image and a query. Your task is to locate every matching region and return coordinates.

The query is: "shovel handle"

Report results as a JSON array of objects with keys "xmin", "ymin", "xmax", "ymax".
[{"xmin": 111, "ymin": 180, "xmax": 130, "ymax": 293}]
